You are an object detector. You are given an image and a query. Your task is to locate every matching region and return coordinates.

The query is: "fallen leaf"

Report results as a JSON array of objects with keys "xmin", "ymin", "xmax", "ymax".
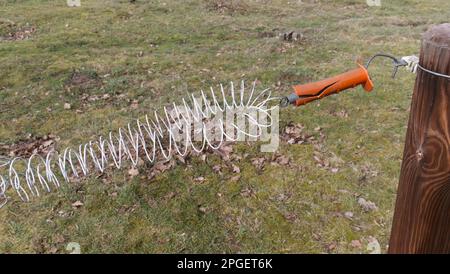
[
  {"xmin": 282, "ymin": 123, "xmax": 306, "ymax": 144},
  {"xmin": 136, "ymin": 157, "xmax": 145, "ymax": 167},
  {"xmin": 200, "ymin": 154, "xmax": 207, "ymax": 162},
  {"xmin": 128, "ymin": 167, "xmax": 139, "ymax": 177},
  {"xmin": 194, "ymin": 176, "xmax": 205, "ymax": 183},
  {"xmin": 312, "ymin": 233, "xmax": 321, "ymax": 241},
  {"xmin": 367, "ymin": 236, "xmax": 381, "ymax": 254},
  {"xmin": 212, "ymin": 165, "xmax": 222, "ymax": 173},
  {"xmin": 175, "ymin": 155, "xmax": 186, "ymax": 164},
  {"xmin": 251, "ymin": 157, "xmax": 265, "ymax": 170},
  {"xmin": 54, "ymin": 234, "xmax": 65, "ymax": 244},
  {"xmin": 358, "ymin": 197, "xmax": 378, "ymax": 212},
  {"xmin": 240, "ymin": 186, "xmax": 255, "ymax": 197},
  {"xmin": 131, "ymin": 100, "xmax": 139, "ymax": 109},
  {"xmin": 350, "ymin": 240, "xmax": 362, "ymax": 249},
  {"xmin": 48, "ymin": 247, "xmax": 58, "ymax": 254},
  {"xmin": 42, "ymin": 140, "xmax": 54, "ymax": 147},
  {"xmin": 283, "ymin": 212, "xmax": 297, "ymax": 222},
  {"xmin": 4, "ymin": 134, "xmax": 58, "ymax": 158},
  {"xmin": 280, "ymin": 31, "xmax": 304, "ymax": 42},
  {"xmin": 344, "ymin": 211, "xmax": 354, "ymax": 219},
  {"xmin": 360, "ymin": 164, "xmax": 379, "ymax": 181},
  {"xmin": 273, "ymin": 154, "xmax": 290, "ymax": 166},
  {"xmin": 198, "ymin": 206, "xmax": 208, "ymax": 213},
  {"xmin": 216, "ymin": 142, "xmax": 233, "ymax": 160},
  {"xmin": 327, "ymin": 242, "xmax": 337, "ymax": 252},
  {"xmin": 154, "ymin": 160, "xmax": 173, "ymax": 173},
  {"xmin": 230, "ymin": 175, "xmax": 240, "ymax": 182},
  {"xmin": 71, "ymin": 201, "xmax": 83, "ymax": 208},
  {"xmin": 232, "ymin": 164, "xmax": 240, "ymax": 173},
  {"xmin": 164, "ymin": 191, "xmax": 177, "ymax": 200},
  {"xmin": 230, "ymin": 154, "xmax": 242, "ymax": 161},
  {"xmin": 332, "ymin": 109, "xmax": 349, "ymax": 118},
  {"xmin": 275, "ymin": 192, "xmax": 291, "ymax": 202}
]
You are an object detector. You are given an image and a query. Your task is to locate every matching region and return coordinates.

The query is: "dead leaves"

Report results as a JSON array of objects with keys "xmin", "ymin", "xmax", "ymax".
[
  {"xmin": 230, "ymin": 175, "xmax": 241, "ymax": 182},
  {"xmin": 357, "ymin": 197, "xmax": 378, "ymax": 212},
  {"xmin": 130, "ymin": 99, "xmax": 139, "ymax": 109},
  {"xmin": 54, "ymin": 234, "xmax": 66, "ymax": 244},
  {"xmin": 212, "ymin": 164, "xmax": 222, "ymax": 174},
  {"xmin": 128, "ymin": 167, "xmax": 139, "ymax": 178},
  {"xmin": 214, "ymin": 142, "xmax": 233, "ymax": 160},
  {"xmin": 205, "ymin": 0, "xmax": 249, "ymax": 15},
  {"xmin": 273, "ymin": 192, "xmax": 292, "ymax": 203},
  {"xmin": 0, "ymin": 22, "xmax": 36, "ymax": 41},
  {"xmin": 134, "ymin": 141, "xmax": 237, "ymax": 184},
  {"xmin": 66, "ymin": 70, "xmax": 101, "ymax": 90},
  {"xmin": 231, "ymin": 163, "xmax": 240, "ymax": 173},
  {"xmin": 32, "ymin": 237, "xmax": 53, "ymax": 254},
  {"xmin": 202, "ymin": 142, "xmax": 245, "ymax": 182},
  {"xmin": 281, "ymin": 122, "xmax": 345, "ymax": 174},
  {"xmin": 366, "ymin": 236, "xmax": 381, "ymax": 254},
  {"xmin": 146, "ymin": 159, "xmax": 175, "ymax": 180},
  {"xmin": 313, "ymin": 150, "xmax": 339, "ymax": 173},
  {"xmin": 282, "ymin": 122, "xmax": 328, "ymax": 147},
  {"xmin": 326, "ymin": 242, "xmax": 337, "ymax": 253},
  {"xmin": 163, "ymin": 191, "xmax": 177, "ymax": 201},
  {"xmin": 280, "ymin": 31, "xmax": 304, "ymax": 43},
  {"xmin": 240, "ymin": 186, "xmax": 255, "ymax": 198},
  {"xmin": 350, "ymin": 240, "xmax": 362, "ymax": 249},
  {"xmin": 193, "ymin": 176, "xmax": 206, "ymax": 184},
  {"xmin": 198, "ymin": 205, "xmax": 208, "ymax": 214},
  {"xmin": 125, "ymin": 156, "xmax": 179, "ymax": 182},
  {"xmin": 118, "ymin": 203, "xmax": 140, "ymax": 214},
  {"xmin": 1, "ymin": 134, "xmax": 59, "ymax": 157},
  {"xmin": 71, "ymin": 200, "xmax": 83, "ymax": 209},
  {"xmin": 358, "ymin": 164, "xmax": 379, "ymax": 183},
  {"xmin": 273, "ymin": 29, "xmax": 309, "ymax": 54},
  {"xmin": 271, "ymin": 153, "xmax": 290, "ymax": 166},
  {"xmin": 80, "ymin": 93, "xmax": 116, "ymax": 105},
  {"xmin": 281, "ymin": 122, "xmax": 311, "ymax": 145},
  {"xmin": 323, "ymin": 237, "xmax": 381, "ymax": 254},
  {"xmin": 251, "ymin": 157, "xmax": 265, "ymax": 171},
  {"xmin": 330, "ymin": 109, "xmax": 349, "ymax": 118},
  {"xmin": 283, "ymin": 212, "xmax": 298, "ymax": 223}
]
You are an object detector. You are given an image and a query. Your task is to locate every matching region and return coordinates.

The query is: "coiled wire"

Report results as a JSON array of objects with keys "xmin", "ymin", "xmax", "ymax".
[{"xmin": 0, "ymin": 80, "xmax": 277, "ymax": 208}]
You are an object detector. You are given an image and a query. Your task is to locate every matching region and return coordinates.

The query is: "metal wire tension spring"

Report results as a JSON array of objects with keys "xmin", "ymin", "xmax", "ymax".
[
  {"xmin": 1, "ymin": 52, "xmax": 447, "ymax": 208},
  {"xmin": 0, "ymin": 81, "xmax": 279, "ymax": 208}
]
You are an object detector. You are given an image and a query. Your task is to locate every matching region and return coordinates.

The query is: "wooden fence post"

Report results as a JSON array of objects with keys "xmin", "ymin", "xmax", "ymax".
[{"xmin": 389, "ymin": 23, "xmax": 450, "ymax": 253}]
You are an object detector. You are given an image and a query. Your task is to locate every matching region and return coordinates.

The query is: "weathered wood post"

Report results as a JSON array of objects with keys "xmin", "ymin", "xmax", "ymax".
[{"xmin": 389, "ymin": 23, "xmax": 450, "ymax": 253}]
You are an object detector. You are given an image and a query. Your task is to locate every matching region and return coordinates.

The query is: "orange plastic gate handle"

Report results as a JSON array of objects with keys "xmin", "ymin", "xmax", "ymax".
[{"xmin": 289, "ymin": 64, "xmax": 374, "ymax": 107}]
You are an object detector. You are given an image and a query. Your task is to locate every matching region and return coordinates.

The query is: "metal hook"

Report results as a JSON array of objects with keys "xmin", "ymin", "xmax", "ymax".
[
  {"xmin": 279, "ymin": 96, "xmax": 291, "ymax": 108},
  {"xmin": 365, "ymin": 53, "xmax": 407, "ymax": 78}
]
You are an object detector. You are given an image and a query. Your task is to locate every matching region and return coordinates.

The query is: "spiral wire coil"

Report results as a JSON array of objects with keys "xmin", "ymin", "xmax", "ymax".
[
  {"xmin": 401, "ymin": 55, "xmax": 420, "ymax": 74},
  {"xmin": 0, "ymin": 81, "xmax": 277, "ymax": 208}
]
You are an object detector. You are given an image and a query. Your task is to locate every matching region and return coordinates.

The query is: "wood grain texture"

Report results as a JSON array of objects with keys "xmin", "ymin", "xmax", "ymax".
[{"xmin": 389, "ymin": 24, "xmax": 450, "ymax": 254}]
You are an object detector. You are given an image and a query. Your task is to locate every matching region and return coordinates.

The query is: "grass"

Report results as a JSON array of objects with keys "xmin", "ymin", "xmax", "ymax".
[{"xmin": 0, "ymin": 0, "xmax": 449, "ymax": 253}]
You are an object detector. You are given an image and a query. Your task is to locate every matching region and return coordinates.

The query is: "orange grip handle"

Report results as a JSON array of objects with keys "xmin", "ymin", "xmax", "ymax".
[{"xmin": 291, "ymin": 64, "xmax": 374, "ymax": 107}]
